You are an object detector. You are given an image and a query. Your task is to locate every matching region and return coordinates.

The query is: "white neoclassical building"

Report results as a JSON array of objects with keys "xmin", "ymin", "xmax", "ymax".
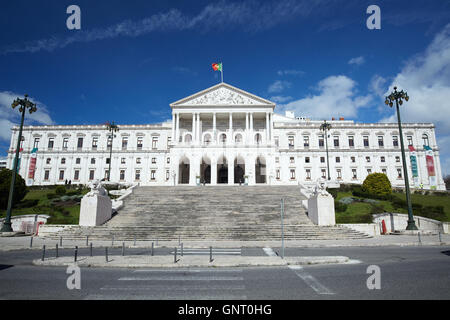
[{"xmin": 6, "ymin": 83, "xmax": 446, "ymax": 190}]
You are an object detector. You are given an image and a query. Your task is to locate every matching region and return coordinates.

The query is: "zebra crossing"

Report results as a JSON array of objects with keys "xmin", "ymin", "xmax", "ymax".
[{"xmin": 84, "ymin": 268, "xmax": 247, "ymax": 300}]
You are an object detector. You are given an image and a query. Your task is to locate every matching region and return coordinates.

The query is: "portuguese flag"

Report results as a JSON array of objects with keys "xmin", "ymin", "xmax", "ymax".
[{"xmin": 212, "ymin": 63, "xmax": 222, "ymax": 71}]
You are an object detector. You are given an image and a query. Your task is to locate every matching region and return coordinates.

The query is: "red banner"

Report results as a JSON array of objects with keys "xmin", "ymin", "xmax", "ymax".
[
  {"xmin": 426, "ymin": 155, "xmax": 435, "ymax": 177},
  {"xmin": 28, "ymin": 155, "xmax": 37, "ymax": 179}
]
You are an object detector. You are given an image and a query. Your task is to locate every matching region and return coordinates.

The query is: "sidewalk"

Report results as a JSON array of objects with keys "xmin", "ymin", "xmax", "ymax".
[{"xmin": 1, "ymin": 234, "xmax": 449, "ymax": 251}]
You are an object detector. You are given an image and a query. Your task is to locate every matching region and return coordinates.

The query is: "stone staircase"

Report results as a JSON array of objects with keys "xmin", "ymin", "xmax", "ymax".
[{"xmin": 45, "ymin": 186, "xmax": 371, "ymax": 241}]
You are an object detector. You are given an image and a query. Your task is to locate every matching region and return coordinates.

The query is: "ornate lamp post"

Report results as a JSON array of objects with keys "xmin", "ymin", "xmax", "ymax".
[
  {"xmin": 385, "ymin": 87, "xmax": 418, "ymax": 230},
  {"xmin": 320, "ymin": 120, "xmax": 332, "ymax": 180},
  {"xmin": 106, "ymin": 121, "xmax": 119, "ymax": 181},
  {"xmin": 1, "ymin": 95, "xmax": 37, "ymax": 232}
]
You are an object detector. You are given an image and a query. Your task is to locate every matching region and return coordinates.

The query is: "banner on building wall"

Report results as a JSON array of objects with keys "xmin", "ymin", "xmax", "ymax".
[
  {"xmin": 408, "ymin": 145, "xmax": 419, "ymax": 188},
  {"xmin": 27, "ymin": 148, "xmax": 38, "ymax": 184},
  {"xmin": 424, "ymin": 145, "xmax": 437, "ymax": 190}
]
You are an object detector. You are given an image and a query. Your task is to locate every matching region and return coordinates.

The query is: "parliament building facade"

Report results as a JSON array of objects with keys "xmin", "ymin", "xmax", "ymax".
[{"xmin": 6, "ymin": 83, "xmax": 446, "ymax": 190}]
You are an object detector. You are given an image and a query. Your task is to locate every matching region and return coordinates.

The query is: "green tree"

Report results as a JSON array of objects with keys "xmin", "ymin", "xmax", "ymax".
[
  {"xmin": 362, "ymin": 172, "xmax": 392, "ymax": 196},
  {"xmin": 0, "ymin": 168, "xmax": 29, "ymax": 210}
]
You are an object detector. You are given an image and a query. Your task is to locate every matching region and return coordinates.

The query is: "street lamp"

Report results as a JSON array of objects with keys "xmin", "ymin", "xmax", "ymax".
[
  {"xmin": 105, "ymin": 121, "xmax": 119, "ymax": 181},
  {"xmin": 320, "ymin": 120, "xmax": 332, "ymax": 180},
  {"xmin": 1, "ymin": 95, "xmax": 37, "ymax": 232},
  {"xmin": 385, "ymin": 86, "xmax": 418, "ymax": 230}
]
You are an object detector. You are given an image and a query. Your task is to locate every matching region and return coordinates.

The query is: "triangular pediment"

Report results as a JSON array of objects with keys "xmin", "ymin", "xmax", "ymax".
[{"xmin": 170, "ymin": 83, "xmax": 275, "ymax": 107}]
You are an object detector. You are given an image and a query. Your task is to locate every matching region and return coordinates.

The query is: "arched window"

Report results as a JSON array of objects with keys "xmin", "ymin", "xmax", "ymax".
[
  {"xmin": 255, "ymin": 133, "xmax": 262, "ymax": 145},
  {"xmin": 422, "ymin": 134, "xmax": 429, "ymax": 147},
  {"xmin": 184, "ymin": 134, "xmax": 192, "ymax": 144},
  {"xmin": 204, "ymin": 134, "xmax": 212, "ymax": 146},
  {"xmin": 220, "ymin": 133, "xmax": 227, "ymax": 144},
  {"xmin": 235, "ymin": 134, "xmax": 242, "ymax": 144}
]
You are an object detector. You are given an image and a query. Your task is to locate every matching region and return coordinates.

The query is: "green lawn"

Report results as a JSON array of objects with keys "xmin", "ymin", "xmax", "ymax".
[
  {"xmin": 0, "ymin": 187, "xmax": 88, "ymax": 224},
  {"xmin": 335, "ymin": 190, "xmax": 450, "ymax": 223}
]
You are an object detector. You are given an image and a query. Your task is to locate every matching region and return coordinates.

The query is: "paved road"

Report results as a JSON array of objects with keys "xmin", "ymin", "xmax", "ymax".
[{"xmin": 0, "ymin": 246, "xmax": 449, "ymax": 300}]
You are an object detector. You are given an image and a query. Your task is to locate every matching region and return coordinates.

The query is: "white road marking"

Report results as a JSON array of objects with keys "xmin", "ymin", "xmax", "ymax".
[
  {"xmin": 263, "ymin": 247, "xmax": 277, "ymax": 256},
  {"xmin": 288, "ymin": 265, "xmax": 334, "ymax": 295},
  {"xmin": 118, "ymin": 276, "xmax": 244, "ymax": 281}
]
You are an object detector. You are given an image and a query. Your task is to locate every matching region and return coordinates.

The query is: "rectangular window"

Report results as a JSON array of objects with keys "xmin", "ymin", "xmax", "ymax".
[
  {"xmin": 77, "ymin": 137, "xmax": 83, "ymax": 149},
  {"xmin": 378, "ymin": 136, "xmax": 384, "ymax": 147},
  {"xmin": 63, "ymin": 138, "xmax": 69, "ymax": 149},
  {"xmin": 382, "ymin": 168, "xmax": 387, "ymax": 175},
  {"xmin": 167, "ymin": 157, "xmax": 170, "ymax": 164},
  {"xmin": 393, "ymin": 136, "xmax": 399, "ymax": 147},
  {"xmin": 333, "ymin": 136, "xmax": 339, "ymax": 147},
  {"xmin": 46, "ymin": 158, "xmax": 51, "ymax": 165},
  {"xmin": 152, "ymin": 158, "xmax": 156, "ymax": 164},
  {"xmin": 319, "ymin": 135, "xmax": 324, "ymax": 148},
  {"xmin": 59, "ymin": 170, "xmax": 64, "ymax": 181},
  {"xmin": 303, "ymin": 136, "xmax": 309, "ymax": 147},
  {"xmin": 305, "ymin": 157, "xmax": 310, "ymax": 163},
  {"xmin": 351, "ymin": 156, "xmax": 356, "ymax": 163},
  {"xmin": 276, "ymin": 169, "xmax": 280, "ymax": 180},
  {"xmin": 152, "ymin": 137, "xmax": 158, "ymax": 149},
  {"xmin": 120, "ymin": 170, "xmax": 125, "ymax": 181},
  {"xmin": 290, "ymin": 157, "xmax": 295, "ymax": 164},
  {"xmin": 89, "ymin": 170, "xmax": 95, "ymax": 181},
  {"xmin": 275, "ymin": 157, "xmax": 279, "ymax": 163},
  {"xmin": 422, "ymin": 134, "xmax": 429, "ymax": 146},
  {"xmin": 44, "ymin": 170, "xmax": 50, "ymax": 181},
  {"xmin": 407, "ymin": 136, "xmax": 413, "ymax": 146},
  {"xmin": 352, "ymin": 169, "xmax": 357, "ymax": 179},
  {"xmin": 91, "ymin": 158, "xmax": 96, "ymax": 164},
  {"xmin": 397, "ymin": 168, "xmax": 402, "ymax": 179},
  {"xmin": 122, "ymin": 137, "xmax": 128, "ymax": 150},
  {"xmin": 321, "ymin": 169, "xmax": 326, "ymax": 179},
  {"xmin": 61, "ymin": 158, "xmax": 66, "ymax": 164},
  {"xmin": 136, "ymin": 158, "xmax": 141, "ymax": 164},
  {"xmin": 320, "ymin": 157, "xmax": 325, "ymax": 163},
  {"xmin": 366, "ymin": 156, "xmax": 371, "ymax": 163},
  {"xmin": 290, "ymin": 169, "xmax": 296, "ymax": 180},
  {"xmin": 275, "ymin": 137, "xmax": 279, "ymax": 147},
  {"xmin": 337, "ymin": 169, "xmax": 342, "ymax": 180},
  {"xmin": 92, "ymin": 138, "xmax": 98, "ymax": 149},
  {"xmin": 381, "ymin": 156, "xmax": 385, "ymax": 162},
  {"xmin": 367, "ymin": 169, "xmax": 372, "ymax": 175},
  {"xmin": 151, "ymin": 170, "xmax": 156, "ymax": 181},
  {"xmin": 336, "ymin": 157, "xmax": 340, "ymax": 163},
  {"xmin": 288, "ymin": 136, "xmax": 294, "ymax": 149},
  {"xmin": 104, "ymin": 170, "xmax": 109, "ymax": 180},
  {"xmin": 305, "ymin": 169, "xmax": 311, "ymax": 180},
  {"xmin": 48, "ymin": 138, "xmax": 54, "ymax": 150},
  {"xmin": 167, "ymin": 136, "xmax": 172, "ymax": 146},
  {"xmin": 363, "ymin": 136, "xmax": 369, "ymax": 147},
  {"xmin": 166, "ymin": 170, "xmax": 170, "ymax": 181},
  {"xmin": 396, "ymin": 156, "xmax": 400, "ymax": 162},
  {"xmin": 33, "ymin": 138, "xmax": 40, "ymax": 149},
  {"xmin": 106, "ymin": 158, "xmax": 110, "ymax": 164},
  {"xmin": 121, "ymin": 158, "xmax": 126, "ymax": 164},
  {"xmin": 76, "ymin": 158, "xmax": 81, "ymax": 164},
  {"xmin": 107, "ymin": 137, "xmax": 112, "ymax": 148},
  {"xmin": 137, "ymin": 137, "xmax": 143, "ymax": 150},
  {"xmin": 135, "ymin": 170, "xmax": 141, "ymax": 181},
  {"xmin": 74, "ymin": 170, "xmax": 79, "ymax": 181},
  {"xmin": 348, "ymin": 136, "xmax": 354, "ymax": 147}
]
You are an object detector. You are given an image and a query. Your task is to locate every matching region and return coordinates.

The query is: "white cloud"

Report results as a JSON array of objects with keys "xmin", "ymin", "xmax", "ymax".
[
  {"xmin": 280, "ymin": 75, "xmax": 371, "ymax": 119},
  {"xmin": 378, "ymin": 24, "xmax": 450, "ymax": 175},
  {"xmin": 277, "ymin": 69, "xmax": 305, "ymax": 76},
  {"xmin": 0, "ymin": 91, "xmax": 54, "ymax": 143},
  {"xmin": 348, "ymin": 56, "xmax": 365, "ymax": 66},
  {"xmin": 270, "ymin": 96, "xmax": 293, "ymax": 103},
  {"xmin": 268, "ymin": 80, "xmax": 292, "ymax": 93},
  {"xmin": 2, "ymin": 0, "xmax": 326, "ymax": 54}
]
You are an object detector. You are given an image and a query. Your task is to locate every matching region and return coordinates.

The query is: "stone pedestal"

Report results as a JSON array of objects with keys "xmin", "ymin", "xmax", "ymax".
[
  {"xmin": 308, "ymin": 193, "xmax": 335, "ymax": 226},
  {"xmin": 79, "ymin": 194, "xmax": 112, "ymax": 226}
]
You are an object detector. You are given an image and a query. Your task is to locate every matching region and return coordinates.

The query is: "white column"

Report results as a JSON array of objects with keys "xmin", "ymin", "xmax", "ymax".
[
  {"xmin": 197, "ymin": 113, "xmax": 201, "ymax": 145},
  {"xmin": 250, "ymin": 113, "xmax": 254, "ymax": 145},
  {"xmin": 192, "ymin": 113, "xmax": 196, "ymax": 143},
  {"xmin": 269, "ymin": 112, "xmax": 273, "ymax": 143},
  {"xmin": 229, "ymin": 113, "xmax": 233, "ymax": 145},
  {"xmin": 266, "ymin": 112, "xmax": 270, "ymax": 143},
  {"xmin": 213, "ymin": 112, "xmax": 217, "ymax": 143},
  {"xmin": 175, "ymin": 112, "xmax": 180, "ymax": 145},
  {"xmin": 171, "ymin": 113, "xmax": 175, "ymax": 145}
]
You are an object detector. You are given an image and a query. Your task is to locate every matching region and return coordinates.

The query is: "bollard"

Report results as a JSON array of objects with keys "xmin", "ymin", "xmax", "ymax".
[
  {"xmin": 418, "ymin": 231, "xmax": 422, "ymax": 244},
  {"xmin": 90, "ymin": 243, "xmax": 93, "ymax": 257},
  {"xmin": 210, "ymin": 246, "xmax": 213, "ymax": 263},
  {"xmin": 122, "ymin": 242, "xmax": 125, "ymax": 256},
  {"xmin": 41, "ymin": 245, "xmax": 46, "ymax": 261},
  {"xmin": 56, "ymin": 243, "xmax": 59, "ymax": 258},
  {"xmin": 105, "ymin": 247, "xmax": 109, "ymax": 262},
  {"xmin": 151, "ymin": 242, "xmax": 154, "ymax": 256},
  {"xmin": 86, "ymin": 236, "xmax": 89, "ymax": 246},
  {"xmin": 74, "ymin": 246, "xmax": 78, "ymax": 262},
  {"xmin": 30, "ymin": 236, "xmax": 33, "ymax": 248},
  {"xmin": 60, "ymin": 236, "xmax": 62, "ymax": 247},
  {"xmin": 439, "ymin": 232, "xmax": 442, "ymax": 243},
  {"xmin": 174, "ymin": 247, "xmax": 177, "ymax": 263},
  {"xmin": 134, "ymin": 236, "xmax": 136, "ymax": 246},
  {"xmin": 181, "ymin": 243, "xmax": 183, "ymax": 257},
  {"xmin": 112, "ymin": 235, "xmax": 114, "ymax": 247}
]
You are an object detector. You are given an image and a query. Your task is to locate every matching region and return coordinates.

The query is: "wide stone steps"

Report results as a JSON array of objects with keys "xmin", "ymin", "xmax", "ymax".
[{"xmin": 45, "ymin": 186, "xmax": 371, "ymax": 240}]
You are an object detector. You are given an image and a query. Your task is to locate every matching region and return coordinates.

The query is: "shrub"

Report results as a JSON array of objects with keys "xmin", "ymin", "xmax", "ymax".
[
  {"xmin": 362, "ymin": 173, "xmax": 392, "ymax": 196},
  {"xmin": 14, "ymin": 199, "xmax": 39, "ymax": 209},
  {"xmin": 392, "ymin": 197, "xmax": 407, "ymax": 209},
  {"xmin": 338, "ymin": 197, "xmax": 355, "ymax": 205},
  {"xmin": 0, "ymin": 168, "xmax": 29, "ymax": 209},
  {"xmin": 326, "ymin": 188, "xmax": 339, "ymax": 199},
  {"xmin": 370, "ymin": 204, "xmax": 385, "ymax": 214},
  {"xmin": 55, "ymin": 186, "xmax": 66, "ymax": 195},
  {"xmin": 46, "ymin": 193, "xmax": 59, "ymax": 200},
  {"xmin": 334, "ymin": 200, "xmax": 348, "ymax": 212}
]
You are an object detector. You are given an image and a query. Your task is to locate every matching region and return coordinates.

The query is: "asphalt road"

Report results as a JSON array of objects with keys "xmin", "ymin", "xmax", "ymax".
[{"xmin": 0, "ymin": 246, "xmax": 449, "ymax": 300}]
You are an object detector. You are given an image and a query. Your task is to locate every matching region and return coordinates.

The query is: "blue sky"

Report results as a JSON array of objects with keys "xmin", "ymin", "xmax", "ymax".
[{"xmin": 1, "ymin": 0, "xmax": 449, "ymax": 173}]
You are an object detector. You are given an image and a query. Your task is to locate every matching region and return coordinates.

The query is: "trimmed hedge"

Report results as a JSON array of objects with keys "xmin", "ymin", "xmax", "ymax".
[
  {"xmin": 334, "ymin": 200, "xmax": 348, "ymax": 212},
  {"xmin": 55, "ymin": 186, "xmax": 66, "ymax": 195}
]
